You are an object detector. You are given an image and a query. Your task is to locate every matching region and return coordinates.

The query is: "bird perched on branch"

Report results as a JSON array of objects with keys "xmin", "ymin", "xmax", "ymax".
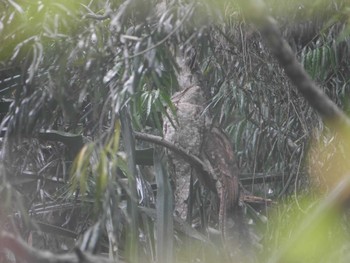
[
  {"xmin": 163, "ymin": 85, "xmax": 208, "ymax": 220},
  {"xmin": 163, "ymin": 86, "xmax": 242, "ymax": 240},
  {"xmin": 163, "ymin": 54, "xmax": 243, "ymax": 244},
  {"xmin": 201, "ymin": 126, "xmax": 241, "ymax": 242}
]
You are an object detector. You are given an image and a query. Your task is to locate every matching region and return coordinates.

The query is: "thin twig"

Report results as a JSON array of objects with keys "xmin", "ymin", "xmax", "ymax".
[
  {"xmin": 114, "ymin": 4, "xmax": 194, "ymax": 62},
  {"xmin": 240, "ymin": 0, "xmax": 350, "ymax": 129},
  {"xmin": 0, "ymin": 232, "xmax": 114, "ymax": 263}
]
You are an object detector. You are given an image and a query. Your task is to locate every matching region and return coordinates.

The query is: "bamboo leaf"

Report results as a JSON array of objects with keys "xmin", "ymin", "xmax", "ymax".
[
  {"xmin": 120, "ymin": 107, "xmax": 139, "ymax": 263},
  {"xmin": 95, "ymin": 150, "xmax": 108, "ymax": 205},
  {"xmin": 71, "ymin": 143, "xmax": 94, "ymax": 195},
  {"xmin": 154, "ymin": 147, "xmax": 173, "ymax": 263}
]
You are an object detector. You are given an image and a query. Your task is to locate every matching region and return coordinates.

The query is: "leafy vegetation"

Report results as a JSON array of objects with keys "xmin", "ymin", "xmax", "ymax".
[{"xmin": 1, "ymin": 0, "xmax": 350, "ymax": 262}]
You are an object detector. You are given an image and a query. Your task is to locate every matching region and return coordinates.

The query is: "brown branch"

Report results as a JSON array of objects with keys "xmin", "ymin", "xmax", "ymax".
[
  {"xmin": 84, "ymin": 13, "xmax": 111, "ymax": 20},
  {"xmin": 134, "ymin": 131, "xmax": 217, "ymax": 192},
  {"xmin": 240, "ymin": 0, "xmax": 350, "ymax": 129},
  {"xmin": 0, "ymin": 232, "xmax": 114, "ymax": 263}
]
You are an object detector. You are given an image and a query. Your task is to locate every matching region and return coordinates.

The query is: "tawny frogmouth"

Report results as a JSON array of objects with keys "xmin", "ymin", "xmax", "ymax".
[{"xmin": 163, "ymin": 85, "xmax": 240, "ymax": 238}]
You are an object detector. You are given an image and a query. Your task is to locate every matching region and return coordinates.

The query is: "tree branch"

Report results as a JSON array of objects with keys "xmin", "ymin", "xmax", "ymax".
[
  {"xmin": 84, "ymin": 12, "xmax": 111, "ymax": 20},
  {"xmin": 134, "ymin": 131, "xmax": 217, "ymax": 192},
  {"xmin": 0, "ymin": 232, "xmax": 114, "ymax": 263},
  {"xmin": 241, "ymin": 0, "xmax": 350, "ymax": 129}
]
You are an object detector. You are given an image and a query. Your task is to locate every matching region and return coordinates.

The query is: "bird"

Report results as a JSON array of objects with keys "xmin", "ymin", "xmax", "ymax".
[
  {"xmin": 163, "ymin": 85, "xmax": 242, "ymax": 242},
  {"xmin": 201, "ymin": 126, "xmax": 241, "ymax": 241},
  {"xmin": 163, "ymin": 85, "xmax": 207, "ymax": 220}
]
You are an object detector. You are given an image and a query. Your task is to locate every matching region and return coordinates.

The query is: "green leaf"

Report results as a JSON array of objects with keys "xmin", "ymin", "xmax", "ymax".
[
  {"xmin": 71, "ymin": 143, "xmax": 94, "ymax": 195},
  {"xmin": 154, "ymin": 147, "xmax": 173, "ymax": 263},
  {"xmin": 95, "ymin": 149, "xmax": 108, "ymax": 204}
]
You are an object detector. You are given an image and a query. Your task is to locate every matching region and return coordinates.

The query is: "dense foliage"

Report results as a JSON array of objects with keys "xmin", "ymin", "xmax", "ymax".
[{"xmin": 1, "ymin": 0, "xmax": 350, "ymax": 262}]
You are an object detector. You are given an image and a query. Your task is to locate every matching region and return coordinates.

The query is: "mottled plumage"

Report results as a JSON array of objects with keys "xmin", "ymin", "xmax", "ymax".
[
  {"xmin": 163, "ymin": 86, "xmax": 207, "ymax": 219},
  {"xmin": 202, "ymin": 127, "xmax": 240, "ymax": 239}
]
